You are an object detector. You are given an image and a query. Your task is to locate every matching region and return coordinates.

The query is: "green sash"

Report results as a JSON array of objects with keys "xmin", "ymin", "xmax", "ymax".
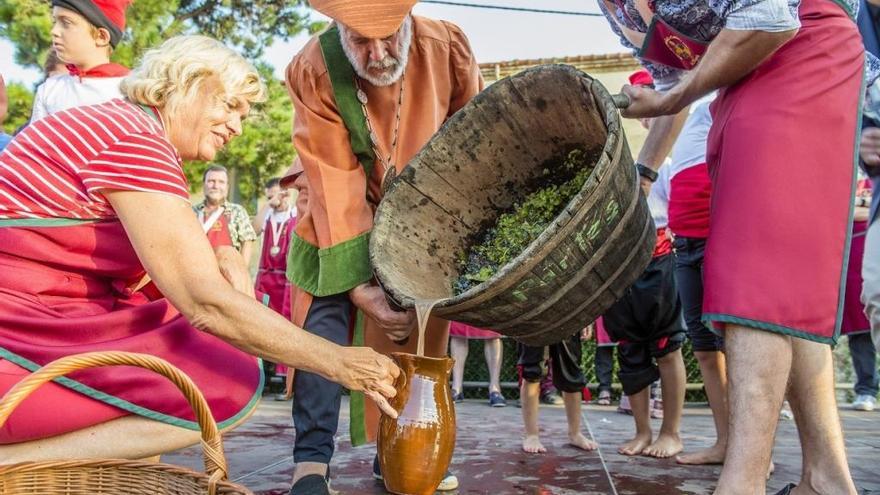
[
  {"xmin": 317, "ymin": 25, "xmax": 374, "ymax": 447},
  {"xmin": 318, "ymin": 25, "xmax": 376, "ymax": 178}
]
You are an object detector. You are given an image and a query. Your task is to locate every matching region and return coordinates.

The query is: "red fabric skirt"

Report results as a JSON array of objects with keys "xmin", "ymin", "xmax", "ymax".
[
  {"xmin": 842, "ymin": 221, "xmax": 870, "ymax": 335},
  {"xmin": 0, "ymin": 223, "xmax": 262, "ymax": 444},
  {"xmin": 702, "ymin": 0, "xmax": 864, "ymax": 343},
  {"xmin": 449, "ymin": 321, "xmax": 501, "ymax": 340}
]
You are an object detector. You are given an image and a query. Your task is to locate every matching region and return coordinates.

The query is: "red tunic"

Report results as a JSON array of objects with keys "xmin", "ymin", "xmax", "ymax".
[{"xmin": 0, "ymin": 99, "xmax": 261, "ymax": 443}]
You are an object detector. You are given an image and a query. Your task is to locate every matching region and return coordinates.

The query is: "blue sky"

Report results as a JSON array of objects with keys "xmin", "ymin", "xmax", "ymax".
[{"xmin": 2, "ymin": 1, "xmax": 625, "ymax": 87}]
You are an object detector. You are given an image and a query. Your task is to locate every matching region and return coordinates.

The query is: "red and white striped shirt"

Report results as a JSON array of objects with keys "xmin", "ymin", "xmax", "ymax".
[{"xmin": 0, "ymin": 99, "xmax": 189, "ymax": 220}]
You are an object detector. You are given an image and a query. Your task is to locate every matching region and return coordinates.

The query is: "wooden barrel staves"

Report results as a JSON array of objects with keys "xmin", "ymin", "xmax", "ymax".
[{"xmin": 370, "ymin": 64, "xmax": 655, "ymax": 346}]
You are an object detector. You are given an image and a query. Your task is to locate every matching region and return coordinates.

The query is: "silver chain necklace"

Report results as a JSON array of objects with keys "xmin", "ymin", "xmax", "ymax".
[{"xmin": 355, "ymin": 74, "xmax": 405, "ymax": 185}]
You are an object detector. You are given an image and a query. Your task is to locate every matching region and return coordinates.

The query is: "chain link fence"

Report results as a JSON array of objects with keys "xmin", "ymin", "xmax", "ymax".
[{"xmin": 457, "ymin": 336, "xmax": 860, "ymax": 403}]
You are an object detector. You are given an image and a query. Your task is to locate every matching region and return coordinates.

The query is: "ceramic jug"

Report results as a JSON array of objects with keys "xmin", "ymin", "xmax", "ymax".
[{"xmin": 378, "ymin": 352, "xmax": 456, "ymax": 495}]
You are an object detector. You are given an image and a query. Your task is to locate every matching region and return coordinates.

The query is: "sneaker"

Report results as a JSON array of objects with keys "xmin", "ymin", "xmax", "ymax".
[
  {"xmin": 488, "ymin": 391, "xmax": 507, "ymax": 407},
  {"xmin": 540, "ymin": 391, "xmax": 564, "ymax": 405},
  {"xmin": 617, "ymin": 395, "xmax": 633, "ymax": 415},
  {"xmin": 289, "ymin": 474, "xmax": 330, "ymax": 495},
  {"xmin": 374, "ymin": 456, "xmax": 458, "ymax": 491},
  {"xmin": 596, "ymin": 390, "xmax": 612, "ymax": 406},
  {"xmin": 779, "ymin": 400, "xmax": 794, "ymax": 420},
  {"xmin": 650, "ymin": 397, "xmax": 664, "ymax": 419},
  {"xmin": 437, "ymin": 472, "xmax": 459, "ymax": 491},
  {"xmin": 853, "ymin": 394, "xmax": 877, "ymax": 411}
]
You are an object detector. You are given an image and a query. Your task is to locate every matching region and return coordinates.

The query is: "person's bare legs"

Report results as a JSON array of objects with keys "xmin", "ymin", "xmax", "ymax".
[
  {"xmin": 0, "ymin": 416, "xmax": 202, "ymax": 463},
  {"xmin": 484, "ymin": 338, "xmax": 503, "ymax": 394},
  {"xmin": 715, "ymin": 326, "xmax": 790, "ymax": 495},
  {"xmin": 449, "ymin": 336, "xmax": 469, "ymax": 396},
  {"xmin": 677, "ymin": 350, "xmax": 728, "ymax": 464},
  {"xmin": 786, "ymin": 338, "xmax": 857, "ymax": 495},
  {"xmin": 618, "ymin": 387, "xmax": 652, "ymax": 455},
  {"xmin": 644, "ymin": 349, "xmax": 685, "ymax": 458},
  {"xmin": 521, "ymin": 380, "xmax": 546, "ymax": 453},
  {"xmin": 563, "ymin": 391, "xmax": 598, "ymax": 451},
  {"xmin": 0, "ymin": 401, "xmax": 256, "ymax": 464}
]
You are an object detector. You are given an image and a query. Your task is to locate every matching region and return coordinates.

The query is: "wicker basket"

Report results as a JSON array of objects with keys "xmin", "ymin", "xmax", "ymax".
[{"xmin": 0, "ymin": 351, "xmax": 254, "ymax": 494}]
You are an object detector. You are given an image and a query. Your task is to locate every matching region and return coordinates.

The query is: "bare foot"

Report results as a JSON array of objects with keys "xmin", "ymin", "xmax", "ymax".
[
  {"xmin": 568, "ymin": 432, "xmax": 598, "ymax": 451},
  {"xmin": 618, "ymin": 433, "xmax": 652, "ymax": 456},
  {"xmin": 675, "ymin": 443, "xmax": 725, "ymax": 465},
  {"xmin": 643, "ymin": 433, "xmax": 683, "ymax": 458},
  {"xmin": 522, "ymin": 435, "xmax": 547, "ymax": 454}
]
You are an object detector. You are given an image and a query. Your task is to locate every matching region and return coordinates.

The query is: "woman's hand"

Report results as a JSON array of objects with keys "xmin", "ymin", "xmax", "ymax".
[
  {"xmin": 214, "ymin": 245, "xmax": 254, "ymax": 298},
  {"xmin": 334, "ymin": 346, "xmax": 401, "ymax": 418},
  {"xmin": 349, "ymin": 283, "xmax": 416, "ymax": 342}
]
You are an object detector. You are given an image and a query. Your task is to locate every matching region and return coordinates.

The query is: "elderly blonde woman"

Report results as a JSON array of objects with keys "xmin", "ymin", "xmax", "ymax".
[{"xmin": 0, "ymin": 35, "xmax": 399, "ymax": 462}]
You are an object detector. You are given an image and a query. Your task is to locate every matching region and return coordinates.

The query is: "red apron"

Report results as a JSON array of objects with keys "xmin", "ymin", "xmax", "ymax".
[
  {"xmin": 595, "ymin": 316, "xmax": 616, "ymax": 347},
  {"xmin": 255, "ymin": 214, "xmax": 296, "ymax": 317},
  {"xmin": 702, "ymin": 0, "xmax": 864, "ymax": 343},
  {"xmin": 448, "ymin": 321, "xmax": 501, "ymax": 340},
  {"xmin": 0, "ymin": 221, "xmax": 262, "ymax": 444},
  {"xmin": 842, "ymin": 221, "xmax": 871, "ymax": 335},
  {"xmin": 255, "ymin": 215, "xmax": 296, "ymax": 376}
]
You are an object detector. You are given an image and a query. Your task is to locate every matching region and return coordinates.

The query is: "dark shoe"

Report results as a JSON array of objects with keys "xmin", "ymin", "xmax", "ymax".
[
  {"xmin": 774, "ymin": 483, "xmax": 796, "ymax": 495},
  {"xmin": 372, "ymin": 455, "xmax": 383, "ymax": 480},
  {"xmin": 289, "ymin": 474, "xmax": 330, "ymax": 495},
  {"xmin": 488, "ymin": 391, "xmax": 507, "ymax": 407},
  {"xmin": 452, "ymin": 390, "xmax": 464, "ymax": 403},
  {"xmin": 540, "ymin": 391, "xmax": 564, "ymax": 405}
]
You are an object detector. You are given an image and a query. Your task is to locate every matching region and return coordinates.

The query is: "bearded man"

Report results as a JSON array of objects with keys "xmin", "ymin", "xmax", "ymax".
[{"xmin": 281, "ymin": 1, "xmax": 483, "ymax": 494}]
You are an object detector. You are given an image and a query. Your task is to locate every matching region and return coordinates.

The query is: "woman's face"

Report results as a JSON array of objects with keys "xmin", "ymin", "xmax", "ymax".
[{"xmin": 166, "ymin": 77, "xmax": 250, "ymax": 161}]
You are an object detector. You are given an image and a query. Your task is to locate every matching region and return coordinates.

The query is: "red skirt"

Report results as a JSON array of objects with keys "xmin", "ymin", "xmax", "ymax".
[
  {"xmin": 702, "ymin": 0, "xmax": 864, "ymax": 344},
  {"xmin": 842, "ymin": 221, "xmax": 870, "ymax": 335},
  {"xmin": 449, "ymin": 321, "xmax": 501, "ymax": 339}
]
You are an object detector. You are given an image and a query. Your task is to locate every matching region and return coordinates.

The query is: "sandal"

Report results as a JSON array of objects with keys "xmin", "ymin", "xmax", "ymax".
[
  {"xmin": 774, "ymin": 483, "xmax": 796, "ymax": 495},
  {"xmin": 596, "ymin": 390, "xmax": 612, "ymax": 406}
]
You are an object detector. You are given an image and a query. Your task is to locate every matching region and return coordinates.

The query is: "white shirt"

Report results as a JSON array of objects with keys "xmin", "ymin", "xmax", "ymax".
[{"xmin": 31, "ymin": 74, "xmax": 126, "ymax": 123}]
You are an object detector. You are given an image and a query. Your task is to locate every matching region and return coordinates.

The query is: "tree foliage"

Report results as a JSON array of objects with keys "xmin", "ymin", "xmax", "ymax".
[{"xmin": 3, "ymin": 82, "xmax": 34, "ymax": 134}]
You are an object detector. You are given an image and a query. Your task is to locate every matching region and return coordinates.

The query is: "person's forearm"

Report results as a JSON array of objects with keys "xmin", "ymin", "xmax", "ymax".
[
  {"xmin": 638, "ymin": 110, "xmax": 690, "ymax": 170},
  {"xmin": 252, "ymin": 203, "xmax": 272, "ymax": 234},
  {"xmin": 186, "ymin": 284, "xmax": 345, "ymax": 382},
  {"xmin": 240, "ymin": 241, "xmax": 253, "ymax": 268},
  {"xmin": 664, "ymin": 28, "xmax": 798, "ymax": 113}
]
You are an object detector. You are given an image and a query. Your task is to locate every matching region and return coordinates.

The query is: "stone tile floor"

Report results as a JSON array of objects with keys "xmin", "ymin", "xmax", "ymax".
[{"xmin": 165, "ymin": 396, "xmax": 880, "ymax": 494}]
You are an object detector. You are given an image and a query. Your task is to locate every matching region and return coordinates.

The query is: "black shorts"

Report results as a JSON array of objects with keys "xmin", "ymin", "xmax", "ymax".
[
  {"xmin": 517, "ymin": 332, "xmax": 585, "ymax": 393},
  {"xmin": 673, "ymin": 236, "xmax": 724, "ymax": 352},
  {"xmin": 603, "ymin": 253, "xmax": 687, "ymax": 395}
]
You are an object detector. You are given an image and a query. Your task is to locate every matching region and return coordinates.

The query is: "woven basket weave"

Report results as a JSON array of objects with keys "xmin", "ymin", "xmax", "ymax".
[{"xmin": 0, "ymin": 351, "xmax": 253, "ymax": 494}]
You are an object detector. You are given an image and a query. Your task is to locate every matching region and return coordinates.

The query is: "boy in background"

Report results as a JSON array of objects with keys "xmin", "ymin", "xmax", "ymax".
[{"xmin": 31, "ymin": 0, "xmax": 131, "ymax": 122}]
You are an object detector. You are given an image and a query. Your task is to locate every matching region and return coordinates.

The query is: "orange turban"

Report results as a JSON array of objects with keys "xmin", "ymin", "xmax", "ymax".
[{"xmin": 310, "ymin": 0, "xmax": 418, "ymax": 38}]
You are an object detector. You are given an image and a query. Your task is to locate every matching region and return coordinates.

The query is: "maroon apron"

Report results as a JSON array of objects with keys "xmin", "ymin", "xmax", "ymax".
[
  {"xmin": 0, "ymin": 222, "xmax": 262, "ymax": 443},
  {"xmin": 702, "ymin": 0, "xmax": 864, "ymax": 343},
  {"xmin": 254, "ymin": 214, "xmax": 296, "ymax": 317},
  {"xmin": 842, "ymin": 221, "xmax": 871, "ymax": 335}
]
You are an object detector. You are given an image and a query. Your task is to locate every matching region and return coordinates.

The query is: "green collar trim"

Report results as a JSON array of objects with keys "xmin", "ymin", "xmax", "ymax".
[{"xmin": 0, "ymin": 218, "xmax": 103, "ymax": 227}]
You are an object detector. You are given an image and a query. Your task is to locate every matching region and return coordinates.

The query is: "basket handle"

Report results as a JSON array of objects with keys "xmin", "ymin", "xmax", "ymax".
[{"xmin": 0, "ymin": 351, "xmax": 230, "ymax": 492}]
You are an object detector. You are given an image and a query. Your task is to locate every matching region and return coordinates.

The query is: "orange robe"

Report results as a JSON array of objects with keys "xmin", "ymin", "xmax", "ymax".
[{"xmin": 283, "ymin": 16, "xmax": 483, "ymax": 444}]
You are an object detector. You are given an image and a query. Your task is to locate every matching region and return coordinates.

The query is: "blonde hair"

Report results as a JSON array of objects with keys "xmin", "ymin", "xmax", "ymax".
[{"xmin": 120, "ymin": 35, "xmax": 266, "ymax": 115}]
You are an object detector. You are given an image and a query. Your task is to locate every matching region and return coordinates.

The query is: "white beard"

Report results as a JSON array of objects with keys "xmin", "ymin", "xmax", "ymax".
[{"xmin": 339, "ymin": 15, "xmax": 413, "ymax": 87}]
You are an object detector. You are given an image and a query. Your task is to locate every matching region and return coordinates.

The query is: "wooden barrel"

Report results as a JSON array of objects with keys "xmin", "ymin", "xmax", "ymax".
[{"xmin": 370, "ymin": 65, "xmax": 655, "ymax": 346}]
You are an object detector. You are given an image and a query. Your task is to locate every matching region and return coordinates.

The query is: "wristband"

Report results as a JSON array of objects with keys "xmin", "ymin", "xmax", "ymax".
[{"xmin": 636, "ymin": 163, "xmax": 658, "ymax": 183}]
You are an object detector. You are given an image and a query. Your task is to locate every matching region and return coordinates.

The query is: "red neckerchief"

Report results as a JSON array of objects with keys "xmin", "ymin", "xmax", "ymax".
[{"xmin": 66, "ymin": 63, "xmax": 130, "ymax": 81}]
